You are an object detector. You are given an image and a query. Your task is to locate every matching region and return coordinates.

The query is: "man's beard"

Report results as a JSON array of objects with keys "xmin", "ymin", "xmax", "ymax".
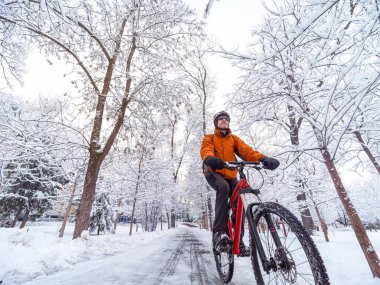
[{"xmin": 218, "ymin": 128, "xmax": 229, "ymax": 137}]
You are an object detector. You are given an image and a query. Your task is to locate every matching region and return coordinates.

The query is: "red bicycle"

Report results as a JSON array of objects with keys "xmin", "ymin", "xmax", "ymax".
[{"xmin": 212, "ymin": 161, "xmax": 329, "ymax": 284}]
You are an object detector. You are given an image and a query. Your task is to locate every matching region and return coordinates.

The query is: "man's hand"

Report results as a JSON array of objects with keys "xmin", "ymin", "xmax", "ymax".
[
  {"xmin": 205, "ymin": 156, "xmax": 225, "ymax": 170},
  {"xmin": 260, "ymin": 157, "xmax": 280, "ymax": 170}
]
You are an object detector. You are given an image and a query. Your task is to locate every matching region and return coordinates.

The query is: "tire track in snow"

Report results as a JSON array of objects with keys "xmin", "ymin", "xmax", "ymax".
[
  {"xmin": 158, "ymin": 235, "xmax": 186, "ymax": 277},
  {"xmin": 158, "ymin": 232, "xmax": 211, "ymax": 284}
]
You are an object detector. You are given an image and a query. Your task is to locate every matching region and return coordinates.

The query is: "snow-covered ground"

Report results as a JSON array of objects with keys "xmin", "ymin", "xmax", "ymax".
[{"xmin": 0, "ymin": 222, "xmax": 379, "ymax": 284}]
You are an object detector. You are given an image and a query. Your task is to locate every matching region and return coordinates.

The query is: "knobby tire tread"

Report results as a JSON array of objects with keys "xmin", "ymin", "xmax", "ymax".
[
  {"xmin": 213, "ymin": 246, "xmax": 234, "ymax": 283},
  {"xmin": 249, "ymin": 202, "xmax": 330, "ymax": 285}
]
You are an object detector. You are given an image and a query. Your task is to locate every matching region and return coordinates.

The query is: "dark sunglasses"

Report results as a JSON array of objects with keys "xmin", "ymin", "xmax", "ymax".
[{"xmin": 217, "ymin": 116, "xmax": 230, "ymax": 121}]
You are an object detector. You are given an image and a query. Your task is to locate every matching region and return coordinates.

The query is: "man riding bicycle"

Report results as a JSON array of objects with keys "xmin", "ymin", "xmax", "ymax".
[{"xmin": 200, "ymin": 111, "xmax": 280, "ymax": 252}]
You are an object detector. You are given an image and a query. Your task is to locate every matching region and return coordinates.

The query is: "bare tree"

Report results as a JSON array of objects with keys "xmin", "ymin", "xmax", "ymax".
[
  {"xmin": 1, "ymin": 0, "xmax": 203, "ymax": 238},
  {"xmin": 229, "ymin": 0, "xmax": 380, "ymax": 276},
  {"xmin": 178, "ymin": 39, "xmax": 217, "ymax": 230}
]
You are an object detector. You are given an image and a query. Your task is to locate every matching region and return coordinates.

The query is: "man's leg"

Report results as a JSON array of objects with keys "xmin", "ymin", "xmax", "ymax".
[{"xmin": 205, "ymin": 172, "xmax": 230, "ymax": 233}]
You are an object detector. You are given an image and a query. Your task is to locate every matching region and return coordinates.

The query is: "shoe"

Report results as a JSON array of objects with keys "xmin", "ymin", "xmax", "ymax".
[
  {"xmin": 239, "ymin": 240, "xmax": 251, "ymax": 256},
  {"xmin": 213, "ymin": 231, "xmax": 229, "ymax": 244},
  {"xmin": 213, "ymin": 231, "xmax": 231, "ymax": 251}
]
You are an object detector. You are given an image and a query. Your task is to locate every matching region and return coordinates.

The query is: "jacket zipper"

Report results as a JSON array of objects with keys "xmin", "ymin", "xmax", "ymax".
[{"xmin": 222, "ymin": 136, "xmax": 225, "ymax": 177}]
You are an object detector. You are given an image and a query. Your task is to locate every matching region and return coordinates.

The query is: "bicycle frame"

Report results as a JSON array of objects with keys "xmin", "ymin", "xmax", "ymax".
[
  {"xmin": 227, "ymin": 164, "xmax": 284, "ymax": 272},
  {"xmin": 228, "ymin": 179, "xmax": 249, "ymax": 255},
  {"xmin": 227, "ymin": 165, "xmax": 258, "ymax": 255}
]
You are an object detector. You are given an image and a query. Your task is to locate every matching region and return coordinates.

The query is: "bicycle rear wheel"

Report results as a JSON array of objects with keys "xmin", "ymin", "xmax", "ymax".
[
  {"xmin": 213, "ymin": 242, "xmax": 234, "ymax": 283},
  {"xmin": 249, "ymin": 202, "xmax": 329, "ymax": 285}
]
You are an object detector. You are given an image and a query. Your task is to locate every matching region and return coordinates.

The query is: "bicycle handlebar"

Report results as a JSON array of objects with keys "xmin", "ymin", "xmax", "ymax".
[
  {"xmin": 224, "ymin": 161, "xmax": 265, "ymax": 189},
  {"xmin": 224, "ymin": 161, "xmax": 264, "ymax": 170}
]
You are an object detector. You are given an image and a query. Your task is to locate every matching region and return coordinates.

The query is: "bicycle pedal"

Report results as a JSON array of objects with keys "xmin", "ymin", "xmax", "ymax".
[
  {"xmin": 238, "ymin": 247, "xmax": 251, "ymax": 257},
  {"xmin": 216, "ymin": 240, "xmax": 232, "ymax": 252}
]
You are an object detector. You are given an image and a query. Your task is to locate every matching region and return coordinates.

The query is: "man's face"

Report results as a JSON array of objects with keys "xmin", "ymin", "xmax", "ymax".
[{"xmin": 217, "ymin": 115, "xmax": 230, "ymax": 129}]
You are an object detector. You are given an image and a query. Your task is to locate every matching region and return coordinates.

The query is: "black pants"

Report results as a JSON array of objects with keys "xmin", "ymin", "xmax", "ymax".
[{"xmin": 205, "ymin": 172, "xmax": 245, "ymax": 237}]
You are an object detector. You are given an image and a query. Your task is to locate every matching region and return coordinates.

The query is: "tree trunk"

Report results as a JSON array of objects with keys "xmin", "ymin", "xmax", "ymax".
[
  {"xmin": 321, "ymin": 148, "xmax": 380, "ymax": 277},
  {"xmin": 145, "ymin": 203, "xmax": 148, "ymax": 231},
  {"xmin": 19, "ymin": 209, "xmax": 29, "ymax": 229},
  {"xmin": 354, "ymin": 131, "xmax": 380, "ymax": 175},
  {"xmin": 60, "ymin": 175, "xmax": 79, "ymax": 238},
  {"xmin": 199, "ymin": 193, "xmax": 207, "ymax": 229},
  {"xmin": 297, "ymin": 192, "xmax": 314, "ymax": 234},
  {"xmin": 11, "ymin": 207, "xmax": 23, "ymax": 228},
  {"xmin": 166, "ymin": 212, "xmax": 170, "ymax": 229},
  {"xmin": 343, "ymin": 212, "xmax": 348, "ymax": 227},
  {"xmin": 129, "ymin": 197, "xmax": 137, "ymax": 236},
  {"xmin": 170, "ymin": 209, "xmax": 175, "ymax": 228},
  {"xmin": 152, "ymin": 206, "xmax": 158, "ymax": 231},
  {"xmin": 73, "ymin": 155, "xmax": 101, "ymax": 239},
  {"xmin": 165, "ymin": 205, "xmax": 170, "ymax": 229},
  {"xmin": 288, "ymin": 104, "xmax": 315, "ymax": 233},
  {"xmin": 72, "ymin": 32, "xmax": 136, "ymax": 240},
  {"xmin": 114, "ymin": 212, "xmax": 120, "ymax": 231},
  {"xmin": 207, "ymin": 195, "xmax": 213, "ymax": 232},
  {"xmin": 200, "ymin": 209, "xmax": 205, "ymax": 229},
  {"xmin": 315, "ymin": 205, "xmax": 329, "ymax": 242},
  {"xmin": 114, "ymin": 198, "xmax": 122, "ymax": 231}
]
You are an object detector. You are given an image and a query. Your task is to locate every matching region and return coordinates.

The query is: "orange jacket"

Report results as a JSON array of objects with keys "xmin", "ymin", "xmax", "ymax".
[{"xmin": 200, "ymin": 128, "xmax": 266, "ymax": 179}]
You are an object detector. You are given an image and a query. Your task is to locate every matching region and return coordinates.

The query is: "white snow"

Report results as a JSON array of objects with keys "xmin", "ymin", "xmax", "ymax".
[{"xmin": 0, "ymin": 222, "xmax": 379, "ymax": 284}]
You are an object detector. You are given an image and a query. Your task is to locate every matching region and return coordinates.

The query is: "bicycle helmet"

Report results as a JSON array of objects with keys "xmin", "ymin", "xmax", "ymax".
[{"xmin": 213, "ymin": 111, "xmax": 230, "ymax": 128}]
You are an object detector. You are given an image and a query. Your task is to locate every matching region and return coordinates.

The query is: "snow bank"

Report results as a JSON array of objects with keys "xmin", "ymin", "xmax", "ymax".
[{"xmin": 0, "ymin": 222, "xmax": 173, "ymax": 284}]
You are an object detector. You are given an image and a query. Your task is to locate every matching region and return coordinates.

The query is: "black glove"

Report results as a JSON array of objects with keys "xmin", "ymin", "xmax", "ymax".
[
  {"xmin": 260, "ymin": 157, "xmax": 280, "ymax": 170},
  {"xmin": 205, "ymin": 156, "xmax": 225, "ymax": 170}
]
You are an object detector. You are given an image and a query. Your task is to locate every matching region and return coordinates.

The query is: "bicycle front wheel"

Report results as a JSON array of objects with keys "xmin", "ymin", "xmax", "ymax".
[{"xmin": 249, "ymin": 202, "xmax": 329, "ymax": 285}]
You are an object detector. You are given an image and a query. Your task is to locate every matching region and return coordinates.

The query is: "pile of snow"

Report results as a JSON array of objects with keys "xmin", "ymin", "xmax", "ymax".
[{"xmin": 0, "ymin": 222, "xmax": 173, "ymax": 284}]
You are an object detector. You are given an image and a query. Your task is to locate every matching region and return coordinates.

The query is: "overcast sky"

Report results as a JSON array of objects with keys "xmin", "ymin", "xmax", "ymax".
[{"xmin": 185, "ymin": 0, "xmax": 266, "ymax": 110}]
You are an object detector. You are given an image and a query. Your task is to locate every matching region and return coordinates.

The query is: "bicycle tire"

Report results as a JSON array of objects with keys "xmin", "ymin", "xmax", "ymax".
[
  {"xmin": 213, "ymin": 243, "xmax": 234, "ymax": 283},
  {"xmin": 249, "ymin": 202, "xmax": 329, "ymax": 285}
]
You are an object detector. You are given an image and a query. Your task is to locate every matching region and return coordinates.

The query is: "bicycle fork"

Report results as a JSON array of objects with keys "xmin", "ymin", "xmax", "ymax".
[{"xmin": 245, "ymin": 200, "xmax": 287, "ymax": 273}]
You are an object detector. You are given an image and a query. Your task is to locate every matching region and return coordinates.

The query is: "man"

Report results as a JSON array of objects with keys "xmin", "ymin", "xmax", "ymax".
[{"xmin": 200, "ymin": 111, "xmax": 279, "ymax": 251}]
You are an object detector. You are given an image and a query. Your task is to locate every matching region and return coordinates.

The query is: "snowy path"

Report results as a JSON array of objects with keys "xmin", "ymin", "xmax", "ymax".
[
  {"xmin": 2, "ymin": 223, "xmax": 380, "ymax": 284},
  {"xmin": 18, "ymin": 227, "xmax": 232, "ymax": 285}
]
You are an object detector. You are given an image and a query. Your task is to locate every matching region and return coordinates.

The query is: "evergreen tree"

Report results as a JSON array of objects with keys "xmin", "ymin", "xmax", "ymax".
[
  {"xmin": 0, "ymin": 94, "xmax": 74, "ymax": 227},
  {"xmin": 0, "ymin": 157, "xmax": 69, "ymax": 225},
  {"xmin": 89, "ymin": 192, "xmax": 115, "ymax": 235}
]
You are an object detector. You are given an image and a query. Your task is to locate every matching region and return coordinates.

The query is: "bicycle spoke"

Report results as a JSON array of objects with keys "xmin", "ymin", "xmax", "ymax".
[
  {"xmin": 298, "ymin": 272, "xmax": 314, "ymax": 277},
  {"xmin": 263, "ymin": 272, "xmax": 281, "ymax": 285},
  {"xmin": 284, "ymin": 234, "xmax": 298, "ymax": 249},
  {"xmin": 298, "ymin": 272, "xmax": 314, "ymax": 285},
  {"xmin": 296, "ymin": 260, "xmax": 310, "ymax": 267},
  {"xmin": 288, "ymin": 246, "xmax": 304, "ymax": 253}
]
